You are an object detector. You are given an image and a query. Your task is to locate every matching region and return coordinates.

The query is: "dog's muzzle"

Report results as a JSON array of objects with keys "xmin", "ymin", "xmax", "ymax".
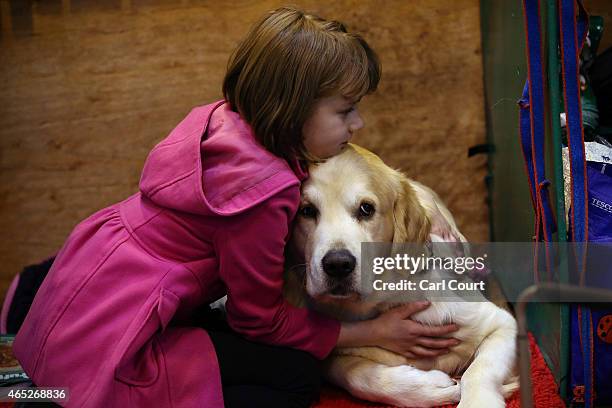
[{"xmin": 322, "ymin": 249, "xmax": 356, "ymax": 279}]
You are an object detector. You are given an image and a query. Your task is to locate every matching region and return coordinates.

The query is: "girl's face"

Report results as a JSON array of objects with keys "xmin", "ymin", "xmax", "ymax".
[{"xmin": 302, "ymin": 95, "xmax": 364, "ymax": 159}]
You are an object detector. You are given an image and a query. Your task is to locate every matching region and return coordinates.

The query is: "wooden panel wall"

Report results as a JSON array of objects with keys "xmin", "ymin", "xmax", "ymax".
[{"xmin": 0, "ymin": 0, "xmax": 488, "ymax": 304}]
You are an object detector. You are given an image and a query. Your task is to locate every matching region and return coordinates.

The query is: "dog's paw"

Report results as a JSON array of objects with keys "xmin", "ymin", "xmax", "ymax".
[
  {"xmin": 457, "ymin": 387, "xmax": 504, "ymax": 408},
  {"xmin": 384, "ymin": 368, "xmax": 460, "ymax": 408},
  {"xmin": 421, "ymin": 370, "xmax": 461, "ymax": 405},
  {"xmin": 423, "ymin": 369, "xmax": 455, "ymax": 385}
]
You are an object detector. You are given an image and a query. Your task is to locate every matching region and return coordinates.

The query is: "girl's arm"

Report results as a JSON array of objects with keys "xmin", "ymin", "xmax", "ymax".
[{"xmin": 215, "ymin": 186, "xmax": 340, "ymax": 359}]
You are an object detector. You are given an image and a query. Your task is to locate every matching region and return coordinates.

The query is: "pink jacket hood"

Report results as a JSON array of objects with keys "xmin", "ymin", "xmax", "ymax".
[{"xmin": 139, "ymin": 100, "xmax": 304, "ymax": 216}]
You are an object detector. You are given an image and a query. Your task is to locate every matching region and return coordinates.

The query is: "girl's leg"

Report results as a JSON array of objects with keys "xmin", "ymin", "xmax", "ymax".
[{"xmin": 208, "ymin": 330, "xmax": 322, "ymax": 408}]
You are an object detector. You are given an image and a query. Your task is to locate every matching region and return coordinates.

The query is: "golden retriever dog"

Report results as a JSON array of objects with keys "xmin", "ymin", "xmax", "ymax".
[{"xmin": 284, "ymin": 144, "xmax": 518, "ymax": 408}]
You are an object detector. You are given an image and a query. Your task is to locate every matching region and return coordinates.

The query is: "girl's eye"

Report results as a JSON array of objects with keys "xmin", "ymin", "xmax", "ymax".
[
  {"xmin": 299, "ymin": 205, "xmax": 318, "ymax": 219},
  {"xmin": 358, "ymin": 202, "xmax": 375, "ymax": 219},
  {"xmin": 340, "ymin": 106, "xmax": 355, "ymax": 115}
]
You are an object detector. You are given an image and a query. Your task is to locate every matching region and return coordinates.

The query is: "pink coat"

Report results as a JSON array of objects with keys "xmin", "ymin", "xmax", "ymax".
[{"xmin": 14, "ymin": 101, "xmax": 341, "ymax": 407}]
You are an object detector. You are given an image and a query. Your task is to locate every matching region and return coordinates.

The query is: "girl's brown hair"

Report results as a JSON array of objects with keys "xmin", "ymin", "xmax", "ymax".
[{"xmin": 223, "ymin": 7, "xmax": 380, "ymax": 162}]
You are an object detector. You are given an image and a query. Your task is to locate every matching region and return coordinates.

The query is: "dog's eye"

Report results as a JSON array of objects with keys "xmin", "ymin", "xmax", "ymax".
[
  {"xmin": 299, "ymin": 205, "xmax": 318, "ymax": 219},
  {"xmin": 358, "ymin": 202, "xmax": 375, "ymax": 219}
]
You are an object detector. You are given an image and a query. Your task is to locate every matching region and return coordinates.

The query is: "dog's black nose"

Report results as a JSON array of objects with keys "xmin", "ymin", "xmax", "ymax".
[{"xmin": 322, "ymin": 250, "xmax": 356, "ymax": 279}]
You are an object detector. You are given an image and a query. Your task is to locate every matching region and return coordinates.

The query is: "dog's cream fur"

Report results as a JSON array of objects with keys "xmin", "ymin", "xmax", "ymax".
[{"xmin": 285, "ymin": 144, "xmax": 518, "ymax": 408}]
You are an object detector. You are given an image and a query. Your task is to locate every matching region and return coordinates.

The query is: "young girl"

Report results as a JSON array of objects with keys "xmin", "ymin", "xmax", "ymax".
[{"xmin": 13, "ymin": 7, "xmax": 459, "ymax": 408}]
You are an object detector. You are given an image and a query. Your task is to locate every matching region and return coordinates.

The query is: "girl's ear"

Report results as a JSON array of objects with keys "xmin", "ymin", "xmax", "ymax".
[{"xmin": 392, "ymin": 178, "xmax": 431, "ymax": 244}]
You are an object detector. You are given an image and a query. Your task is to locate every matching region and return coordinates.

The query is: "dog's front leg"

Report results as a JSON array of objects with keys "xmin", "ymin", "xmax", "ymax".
[
  {"xmin": 324, "ymin": 355, "xmax": 460, "ymax": 408},
  {"xmin": 456, "ymin": 306, "xmax": 517, "ymax": 408}
]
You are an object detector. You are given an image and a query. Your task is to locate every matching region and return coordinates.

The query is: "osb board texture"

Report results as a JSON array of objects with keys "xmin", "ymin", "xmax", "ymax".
[{"xmin": 0, "ymin": 0, "xmax": 488, "ymax": 303}]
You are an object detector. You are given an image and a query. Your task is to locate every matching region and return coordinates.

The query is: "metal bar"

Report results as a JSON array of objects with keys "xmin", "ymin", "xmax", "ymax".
[
  {"xmin": 517, "ymin": 284, "xmax": 612, "ymax": 408},
  {"xmin": 547, "ymin": 0, "xmax": 566, "ymax": 244}
]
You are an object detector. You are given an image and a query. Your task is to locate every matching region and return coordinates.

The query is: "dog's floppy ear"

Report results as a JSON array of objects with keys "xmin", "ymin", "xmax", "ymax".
[{"xmin": 392, "ymin": 178, "xmax": 431, "ymax": 244}]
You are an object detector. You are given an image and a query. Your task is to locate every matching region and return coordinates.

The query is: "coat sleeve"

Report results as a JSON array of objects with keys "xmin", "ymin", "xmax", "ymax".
[{"xmin": 214, "ymin": 185, "xmax": 340, "ymax": 360}]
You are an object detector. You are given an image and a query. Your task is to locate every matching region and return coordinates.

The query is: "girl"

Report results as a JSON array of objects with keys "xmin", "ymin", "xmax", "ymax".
[{"xmin": 13, "ymin": 7, "xmax": 459, "ymax": 408}]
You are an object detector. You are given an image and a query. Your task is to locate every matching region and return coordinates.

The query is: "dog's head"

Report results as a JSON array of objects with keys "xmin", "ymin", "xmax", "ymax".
[{"xmin": 290, "ymin": 144, "xmax": 430, "ymax": 301}]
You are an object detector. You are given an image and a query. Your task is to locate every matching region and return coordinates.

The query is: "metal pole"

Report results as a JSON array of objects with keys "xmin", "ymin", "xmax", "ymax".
[
  {"xmin": 517, "ymin": 284, "xmax": 612, "ymax": 408},
  {"xmin": 545, "ymin": 0, "xmax": 571, "ymax": 400}
]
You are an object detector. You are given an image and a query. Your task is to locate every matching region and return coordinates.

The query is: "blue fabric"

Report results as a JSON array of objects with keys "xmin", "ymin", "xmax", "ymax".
[
  {"xmin": 558, "ymin": 0, "xmax": 596, "ymax": 405},
  {"xmin": 577, "ymin": 162, "xmax": 612, "ymax": 405},
  {"xmin": 520, "ymin": 0, "xmax": 610, "ymax": 405},
  {"xmin": 571, "ymin": 304, "xmax": 612, "ymax": 405},
  {"xmin": 586, "ymin": 162, "xmax": 612, "ymax": 242}
]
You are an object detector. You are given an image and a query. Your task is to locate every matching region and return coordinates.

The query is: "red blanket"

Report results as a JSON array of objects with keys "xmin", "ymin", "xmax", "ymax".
[{"xmin": 315, "ymin": 333, "xmax": 565, "ymax": 408}]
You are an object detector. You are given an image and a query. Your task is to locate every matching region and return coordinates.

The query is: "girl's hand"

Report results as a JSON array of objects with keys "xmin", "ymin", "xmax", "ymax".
[
  {"xmin": 369, "ymin": 301, "xmax": 460, "ymax": 358},
  {"xmin": 337, "ymin": 301, "xmax": 460, "ymax": 358}
]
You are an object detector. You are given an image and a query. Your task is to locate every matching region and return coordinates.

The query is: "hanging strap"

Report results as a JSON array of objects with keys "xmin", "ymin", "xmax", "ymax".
[
  {"xmin": 519, "ymin": 0, "xmax": 557, "ymax": 282},
  {"xmin": 560, "ymin": 0, "xmax": 589, "ymax": 245},
  {"xmin": 520, "ymin": 0, "xmax": 594, "ymax": 404},
  {"xmin": 558, "ymin": 0, "xmax": 592, "ymax": 405}
]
